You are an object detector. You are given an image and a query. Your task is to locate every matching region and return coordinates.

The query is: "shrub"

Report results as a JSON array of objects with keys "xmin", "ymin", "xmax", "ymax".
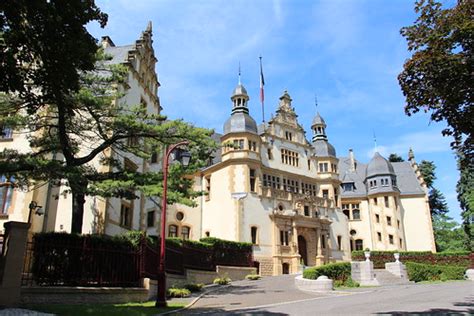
[
  {"xmin": 303, "ymin": 262, "xmax": 351, "ymax": 282},
  {"xmin": 245, "ymin": 274, "xmax": 261, "ymax": 280},
  {"xmin": 351, "ymin": 250, "xmax": 470, "ymax": 269},
  {"xmin": 334, "ymin": 277, "xmax": 359, "ymax": 288},
  {"xmin": 200, "ymin": 237, "xmax": 253, "ymax": 267},
  {"xmin": 213, "ymin": 276, "xmax": 231, "ymax": 285},
  {"xmin": 167, "ymin": 287, "xmax": 191, "ymax": 298},
  {"xmin": 184, "ymin": 283, "xmax": 204, "ymax": 292},
  {"xmin": 406, "ymin": 262, "xmax": 466, "ymax": 282}
]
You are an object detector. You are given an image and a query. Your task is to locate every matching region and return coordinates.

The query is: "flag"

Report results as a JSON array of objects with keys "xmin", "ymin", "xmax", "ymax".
[{"xmin": 259, "ymin": 57, "xmax": 265, "ymax": 104}]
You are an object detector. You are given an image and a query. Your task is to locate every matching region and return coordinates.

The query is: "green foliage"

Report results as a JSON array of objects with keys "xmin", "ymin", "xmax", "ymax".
[
  {"xmin": 418, "ymin": 160, "xmax": 436, "ymax": 189},
  {"xmin": 199, "ymin": 237, "xmax": 253, "ymax": 249},
  {"xmin": 334, "ymin": 277, "xmax": 360, "ymax": 288},
  {"xmin": 167, "ymin": 287, "xmax": 191, "ymax": 298},
  {"xmin": 406, "ymin": 262, "xmax": 466, "ymax": 282},
  {"xmin": 432, "ymin": 214, "xmax": 469, "ymax": 252},
  {"xmin": 245, "ymin": 274, "xmax": 261, "ymax": 280},
  {"xmin": 303, "ymin": 262, "xmax": 351, "ymax": 282},
  {"xmin": 199, "ymin": 237, "xmax": 253, "ymax": 266},
  {"xmin": 183, "ymin": 283, "xmax": 204, "ymax": 292},
  {"xmin": 213, "ymin": 276, "xmax": 231, "ymax": 285},
  {"xmin": 351, "ymin": 250, "xmax": 470, "ymax": 269},
  {"xmin": 399, "ymin": 0, "xmax": 473, "ymax": 250},
  {"xmin": 388, "ymin": 153, "xmax": 404, "ymax": 162}
]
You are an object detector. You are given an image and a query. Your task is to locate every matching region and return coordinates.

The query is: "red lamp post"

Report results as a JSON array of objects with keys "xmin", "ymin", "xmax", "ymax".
[{"xmin": 156, "ymin": 140, "xmax": 191, "ymax": 307}]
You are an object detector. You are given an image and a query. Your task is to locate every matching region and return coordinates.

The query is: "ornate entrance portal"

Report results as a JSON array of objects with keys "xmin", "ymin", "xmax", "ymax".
[{"xmin": 298, "ymin": 235, "xmax": 308, "ymax": 266}]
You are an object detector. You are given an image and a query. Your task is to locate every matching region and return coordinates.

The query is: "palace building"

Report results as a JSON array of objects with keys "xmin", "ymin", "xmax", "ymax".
[
  {"xmin": 0, "ymin": 25, "xmax": 435, "ymax": 276},
  {"xmin": 167, "ymin": 80, "xmax": 436, "ymax": 276}
]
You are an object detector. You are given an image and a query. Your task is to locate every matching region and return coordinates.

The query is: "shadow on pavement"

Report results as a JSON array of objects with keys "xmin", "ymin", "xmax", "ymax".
[
  {"xmin": 207, "ymin": 284, "xmax": 266, "ymax": 296},
  {"xmin": 174, "ymin": 306, "xmax": 289, "ymax": 315}
]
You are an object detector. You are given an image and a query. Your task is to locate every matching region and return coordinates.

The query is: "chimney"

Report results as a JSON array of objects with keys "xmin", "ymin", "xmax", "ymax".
[
  {"xmin": 349, "ymin": 149, "xmax": 356, "ymax": 172},
  {"xmin": 100, "ymin": 36, "xmax": 115, "ymax": 49}
]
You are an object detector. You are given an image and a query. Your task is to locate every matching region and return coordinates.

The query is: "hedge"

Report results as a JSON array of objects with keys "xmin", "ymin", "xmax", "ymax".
[
  {"xmin": 351, "ymin": 251, "xmax": 471, "ymax": 269},
  {"xmin": 405, "ymin": 262, "xmax": 466, "ymax": 282},
  {"xmin": 303, "ymin": 262, "xmax": 351, "ymax": 282},
  {"xmin": 200, "ymin": 237, "xmax": 253, "ymax": 267}
]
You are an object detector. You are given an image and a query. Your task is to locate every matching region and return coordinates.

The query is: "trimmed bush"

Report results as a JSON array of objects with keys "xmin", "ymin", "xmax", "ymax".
[
  {"xmin": 351, "ymin": 250, "xmax": 471, "ymax": 269},
  {"xmin": 200, "ymin": 237, "xmax": 253, "ymax": 267},
  {"xmin": 245, "ymin": 274, "xmax": 261, "ymax": 280},
  {"xmin": 334, "ymin": 277, "xmax": 360, "ymax": 288},
  {"xmin": 184, "ymin": 283, "xmax": 204, "ymax": 292},
  {"xmin": 167, "ymin": 287, "xmax": 191, "ymax": 298},
  {"xmin": 213, "ymin": 276, "xmax": 231, "ymax": 285},
  {"xmin": 303, "ymin": 262, "xmax": 351, "ymax": 282},
  {"xmin": 406, "ymin": 262, "xmax": 466, "ymax": 282}
]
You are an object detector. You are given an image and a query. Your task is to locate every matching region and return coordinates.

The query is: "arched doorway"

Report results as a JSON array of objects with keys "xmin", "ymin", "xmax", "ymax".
[
  {"xmin": 298, "ymin": 235, "xmax": 308, "ymax": 266},
  {"xmin": 282, "ymin": 262, "xmax": 290, "ymax": 274}
]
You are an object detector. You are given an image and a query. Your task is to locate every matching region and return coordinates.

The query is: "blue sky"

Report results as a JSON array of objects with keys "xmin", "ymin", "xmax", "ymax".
[{"xmin": 88, "ymin": 0, "xmax": 462, "ymax": 222}]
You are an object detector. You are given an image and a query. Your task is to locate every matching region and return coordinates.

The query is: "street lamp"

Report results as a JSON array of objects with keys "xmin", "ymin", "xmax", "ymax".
[
  {"xmin": 28, "ymin": 201, "xmax": 44, "ymax": 224},
  {"xmin": 156, "ymin": 140, "xmax": 191, "ymax": 307}
]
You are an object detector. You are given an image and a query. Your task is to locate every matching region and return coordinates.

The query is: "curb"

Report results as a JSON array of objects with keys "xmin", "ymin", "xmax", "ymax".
[{"xmin": 157, "ymin": 284, "xmax": 229, "ymax": 315}]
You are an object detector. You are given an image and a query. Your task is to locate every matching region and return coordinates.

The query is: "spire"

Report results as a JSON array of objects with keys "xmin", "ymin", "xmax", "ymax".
[
  {"xmin": 315, "ymin": 94, "xmax": 318, "ymax": 109},
  {"xmin": 311, "ymin": 112, "xmax": 327, "ymax": 142},
  {"xmin": 373, "ymin": 130, "xmax": 377, "ymax": 152},
  {"xmin": 146, "ymin": 21, "xmax": 152, "ymax": 32},
  {"xmin": 238, "ymin": 62, "xmax": 241, "ymax": 85}
]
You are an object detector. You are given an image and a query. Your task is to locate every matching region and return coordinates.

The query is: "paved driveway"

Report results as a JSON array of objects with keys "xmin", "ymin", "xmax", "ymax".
[{"xmin": 174, "ymin": 276, "xmax": 473, "ymax": 315}]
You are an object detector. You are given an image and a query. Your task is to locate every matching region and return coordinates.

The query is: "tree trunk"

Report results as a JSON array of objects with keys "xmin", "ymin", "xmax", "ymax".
[{"xmin": 71, "ymin": 190, "xmax": 86, "ymax": 234}]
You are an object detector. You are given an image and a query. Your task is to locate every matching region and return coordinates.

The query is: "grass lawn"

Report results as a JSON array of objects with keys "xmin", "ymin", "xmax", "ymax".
[{"xmin": 23, "ymin": 301, "xmax": 185, "ymax": 316}]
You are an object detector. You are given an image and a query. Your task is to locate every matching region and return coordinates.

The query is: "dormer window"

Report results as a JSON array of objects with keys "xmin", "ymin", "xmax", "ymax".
[{"xmin": 342, "ymin": 183, "xmax": 355, "ymax": 192}]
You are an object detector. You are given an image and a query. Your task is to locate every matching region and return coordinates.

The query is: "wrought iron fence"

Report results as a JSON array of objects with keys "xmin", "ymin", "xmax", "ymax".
[{"xmin": 22, "ymin": 238, "xmax": 142, "ymax": 287}]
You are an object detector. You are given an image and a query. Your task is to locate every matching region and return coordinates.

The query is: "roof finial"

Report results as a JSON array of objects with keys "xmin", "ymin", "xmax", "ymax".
[
  {"xmin": 315, "ymin": 94, "xmax": 318, "ymax": 109},
  {"xmin": 146, "ymin": 21, "xmax": 152, "ymax": 32},
  {"xmin": 238, "ymin": 62, "xmax": 241, "ymax": 85}
]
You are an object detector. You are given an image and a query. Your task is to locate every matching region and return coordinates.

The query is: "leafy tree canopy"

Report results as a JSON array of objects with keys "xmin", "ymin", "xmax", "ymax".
[
  {"xmin": 0, "ymin": 1, "xmax": 217, "ymax": 234},
  {"xmin": 388, "ymin": 153, "xmax": 404, "ymax": 162}
]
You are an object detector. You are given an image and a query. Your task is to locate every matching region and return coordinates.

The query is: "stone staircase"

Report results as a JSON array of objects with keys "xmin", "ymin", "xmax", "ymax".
[{"xmin": 374, "ymin": 269, "xmax": 413, "ymax": 286}]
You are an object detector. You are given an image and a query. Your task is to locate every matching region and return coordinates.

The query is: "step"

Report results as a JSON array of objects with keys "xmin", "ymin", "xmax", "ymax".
[{"xmin": 374, "ymin": 269, "xmax": 413, "ymax": 285}]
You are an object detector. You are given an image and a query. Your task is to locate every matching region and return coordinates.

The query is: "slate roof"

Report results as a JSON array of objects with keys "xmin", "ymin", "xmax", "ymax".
[
  {"xmin": 223, "ymin": 112, "xmax": 258, "ymax": 134},
  {"xmin": 312, "ymin": 112, "xmax": 326, "ymax": 126},
  {"xmin": 313, "ymin": 139, "xmax": 336, "ymax": 157},
  {"xmin": 104, "ymin": 45, "xmax": 135, "ymax": 65},
  {"xmin": 338, "ymin": 157, "xmax": 425, "ymax": 198},
  {"xmin": 366, "ymin": 152, "xmax": 395, "ymax": 177}
]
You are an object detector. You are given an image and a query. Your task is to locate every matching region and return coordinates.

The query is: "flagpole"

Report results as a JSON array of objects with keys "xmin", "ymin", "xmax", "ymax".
[{"xmin": 259, "ymin": 56, "xmax": 265, "ymax": 124}]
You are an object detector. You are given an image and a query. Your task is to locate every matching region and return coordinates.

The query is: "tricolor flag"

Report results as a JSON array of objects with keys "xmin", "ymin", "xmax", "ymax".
[{"xmin": 259, "ymin": 56, "xmax": 265, "ymax": 104}]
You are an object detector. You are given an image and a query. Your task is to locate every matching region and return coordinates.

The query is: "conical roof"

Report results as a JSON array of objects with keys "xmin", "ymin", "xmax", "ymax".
[
  {"xmin": 312, "ymin": 112, "xmax": 326, "ymax": 126},
  {"xmin": 366, "ymin": 152, "xmax": 395, "ymax": 177}
]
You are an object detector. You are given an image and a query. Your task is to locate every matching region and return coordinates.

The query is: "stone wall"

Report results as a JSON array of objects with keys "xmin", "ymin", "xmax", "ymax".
[
  {"xmin": 217, "ymin": 266, "xmax": 256, "ymax": 280},
  {"xmin": 256, "ymin": 257, "xmax": 274, "ymax": 276},
  {"xmin": 20, "ymin": 287, "xmax": 148, "ymax": 304}
]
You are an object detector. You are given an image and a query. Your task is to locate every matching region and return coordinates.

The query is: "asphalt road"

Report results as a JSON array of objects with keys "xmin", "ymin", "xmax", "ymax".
[{"xmin": 175, "ymin": 277, "xmax": 473, "ymax": 315}]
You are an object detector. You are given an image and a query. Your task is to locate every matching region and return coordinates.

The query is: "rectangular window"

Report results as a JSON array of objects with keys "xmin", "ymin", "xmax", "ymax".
[
  {"xmin": 337, "ymin": 235, "xmax": 342, "ymax": 251},
  {"xmin": 150, "ymin": 152, "xmax": 158, "ymax": 164},
  {"xmin": 319, "ymin": 162, "xmax": 329, "ymax": 173},
  {"xmin": 400, "ymin": 238, "xmax": 403, "ymax": 248},
  {"xmin": 373, "ymin": 197, "xmax": 378, "ymax": 205},
  {"xmin": 120, "ymin": 201, "xmax": 133, "ymax": 228},
  {"xmin": 376, "ymin": 214, "xmax": 380, "ymax": 223},
  {"xmin": 147, "ymin": 210, "xmax": 155, "ymax": 228},
  {"xmin": 355, "ymin": 239, "xmax": 363, "ymax": 251},
  {"xmin": 249, "ymin": 169, "xmax": 256, "ymax": 192},
  {"xmin": 304, "ymin": 205, "xmax": 310, "ymax": 216},
  {"xmin": 322, "ymin": 189, "xmax": 329, "ymax": 199},
  {"xmin": 352, "ymin": 209, "xmax": 361, "ymax": 220},
  {"xmin": 307, "ymin": 159, "xmax": 311, "ymax": 170},
  {"xmin": 384, "ymin": 196, "xmax": 389, "ymax": 208},
  {"xmin": 334, "ymin": 188, "xmax": 339, "ymax": 207},
  {"xmin": 285, "ymin": 131, "xmax": 293, "ymax": 141},
  {"xmin": 301, "ymin": 183, "xmax": 317, "ymax": 196},
  {"xmin": 397, "ymin": 220, "xmax": 400, "ymax": 229},
  {"xmin": 387, "ymin": 216, "xmax": 392, "ymax": 226},
  {"xmin": 389, "ymin": 234, "xmax": 394, "ymax": 244},
  {"xmin": 263, "ymin": 174, "xmax": 280, "ymax": 189},
  {"xmin": 321, "ymin": 235, "xmax": 326, "ymax": 249},
  {"xmin": 248, "ymin": 141, "xmax": 257, "ymax": 151},
  {"xmin": 377, "ymin": 232, "xmax": 382, "ymax": 242},
  {"xmin": 267, "ymin": 148, "xmax": 273, "ymax": 160},
  {"xmin": 205, "ymin": 176, "xmax": 211, "ymax": 200},
  {"xmin": 251, "ymin": 226, "xmax": 258, "ymax": 244},
  {"xmin": 280, "ymin": 230, "xmax": 289, "ymax": 246},
  {"xmin": 281, "ymin": 149, "xmax": 299, "ymax": 167},
  {"xmin": 0, "ymin": 123, "xmax": 13, "ymax": 140}
]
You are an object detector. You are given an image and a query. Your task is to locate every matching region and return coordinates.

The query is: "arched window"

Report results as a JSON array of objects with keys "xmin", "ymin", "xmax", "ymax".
[
  {"xmin": 181, "ymin": 226, "xmax": 190, "ymax": 240},
  {"xmin": 343, "ymin": 209, "xmax": 350, "ymax": 219},
  {"xmin": 355, "ymin": 239, "xmax": 363, "ymax": 251},
  {"xmin": 0, "ymin": 175, "xmax": 14, "ymax": 215},
  {"xmin": 168, "ymin": 224, "xmax": 178, "ymax": 238},
  {"xmin": 352, "ymin": 209, "xmax": 361, "ymax": 220}
]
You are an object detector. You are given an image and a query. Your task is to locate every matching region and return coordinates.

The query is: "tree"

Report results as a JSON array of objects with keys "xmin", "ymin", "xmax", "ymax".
[
  {"xmin": 432, "ymin": 214, "xmax": 468, "ymax": 252},
  {"xmin": 0, "ymin": 2, "xmax": 216, "ymax": 234},
  {"xmin": 418, "ymin": 160, "xmax": 448, "ymax": 217},
  {"xmin": 388, "ymin": 153, "xmax": 404, "ymax": 162},
  {"xmin": 456, "ymin": 154, "xmax": 474, "ymax": 250},
  {"xmin": 399, "ymin": 0, "xmax": 473, "ymax": 249}
]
